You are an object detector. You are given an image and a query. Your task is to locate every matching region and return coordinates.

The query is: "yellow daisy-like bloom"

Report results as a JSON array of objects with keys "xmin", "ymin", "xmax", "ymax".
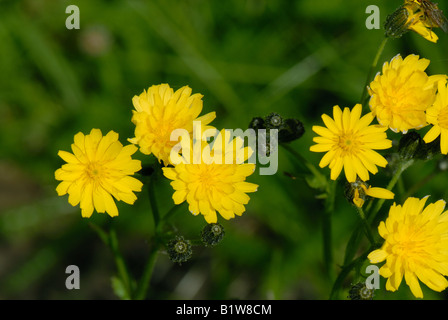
[
  {"xmin": 129, "ymin": 84, "xmax": 216, "ymax": 165},
  {"xmin": 368, "ymin": 196, "xmax": 448, "ymax": 298},
  {"xmin": 368, "ymin": 54, "xmax": 445, "ymax": 133},
  {"xmin": 424, "ymin": 79, "xmax": 448, "ymax": 154},
  {"xmin": 162, "ymin": 129, "xmax": 258, "ymax": 223},
  {"xmin": 55, "ymin": 129, "xmax": 143, "ymax": 218},
  {"xmin": 309, "ymin": 104, "xmax": 392, "ymax": 183}
]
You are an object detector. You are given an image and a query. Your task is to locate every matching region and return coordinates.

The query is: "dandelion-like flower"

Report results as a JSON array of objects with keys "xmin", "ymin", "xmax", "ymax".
[
  {"xmin": 162, "ymin": 129, "xmax": 258, "ymax": 223},
  {"xmin": 368, "ymin": 54, "xmax": 445, "ymax": 133},
  {"xmin": 55, "ymin": 129, "xmax": 143, "ymax": 218},
  {"xmin": 129, "ymin": 84, "xmax": 216, "ymax": 165},
  {"xmin": 309, "ymin": 104, "xmax": 391, "ymax": 183},
  {"xmin": 368, "ymin": 196, "xmax": 448, "ymax": 298},
  {"xmin": 424, "ymin": 79, "xmax": 448, "ymax": 154}
]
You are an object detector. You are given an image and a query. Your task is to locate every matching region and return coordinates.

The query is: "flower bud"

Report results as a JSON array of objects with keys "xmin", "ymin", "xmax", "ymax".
[
  {"xmin": 201, "ymin": 223, "xmax": 225, "ymax": 247},
  {"xmin": 348, "ymin": 282, "xmax": 375, "ymax": 300},
  {"xmin": 415, "ymin": 136, "xmax": 441, "ymax": 161},
  {"xmin": 398, "ymin": 131, "xmax": 422, "ymax": 160},
  {"xmin": 248, "ymin": 117, "xmax": 266, "ymax": 130},
  {"xmin": 265, "ymin": 113, "xmax": 283, "ymax": 129},
  {"xmin": 278, "ymin": 118, "xmax": 305, "ymax": 143},
  {"xmin": 167, "ymin": 236, "xmax": 192, "ymax": 264},
  {"xmin": 384, "ymin": 5, "xmax": 411, "ymax": 39}
]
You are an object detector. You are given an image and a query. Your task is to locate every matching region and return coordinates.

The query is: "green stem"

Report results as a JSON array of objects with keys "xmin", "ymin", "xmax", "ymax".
[
  {"xmin": 148, "ymin": 176, "xmax": 160, "ymax": 228},
  {"xmin": 329, "ymin": 247, "xmax": 372, "ymax": 300},
  {"xmin": 109, "ymin": 226, "xmax": 133, "ymax": 299},
  {"xmin": 367, "ymin": 160, "xmax": 413, "ymax": 225},
  {"xmin": 356, "ymin": 206, "xmax": 375, "ymax": 245},
  {"xmin": 135, "ymin": 242, "xmax": 161, "ymax": 300},
  {"xmin": 136, "ymin": 169, "xmax": 164, "ymax": 300},
  {"xmin": 323, "ymin": 179, "xmax": 336, "ymax": 281},
  {"xmin": 360, "ymin": 37, "xmax": 388, "ymax": 111}
]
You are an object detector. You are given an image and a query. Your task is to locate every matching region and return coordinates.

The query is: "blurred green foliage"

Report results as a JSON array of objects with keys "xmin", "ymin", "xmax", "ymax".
[{"xmin": 1, "ymin": 0, "xmax": 448, "ymax": 300}]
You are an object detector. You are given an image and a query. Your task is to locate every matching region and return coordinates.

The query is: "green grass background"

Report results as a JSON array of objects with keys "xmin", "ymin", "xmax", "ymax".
[{"xmin": 1, "ymin": 0, "xmax": 448, "ymax": 300}]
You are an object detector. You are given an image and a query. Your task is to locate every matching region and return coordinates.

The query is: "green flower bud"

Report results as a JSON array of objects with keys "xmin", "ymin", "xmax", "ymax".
[
  {"xmin": 201, "ymin": 223, "xmax": 225, "ymax": 247},
  {"xmin": 278, "ymin": 118, "xmax": 305, "ymax": 143},
  {"xmin": 415, "ymin": 136, "xmax": 441, "ymax": 161},
  {"xmin": 167, "ymin": 236, "xmax": 192, "ymax": 264},
  {"xmin": 384, "ymin": 5, "xmax": 411, "ymax": 39},
  {"xmin": 398, "ymin": 131, "xmax": 422, "ymax": 160},
  {"xmin": 248, "ymin": 117, "xmax": 266, "ymax": 130},
  {"xmin": 265, "ymin": 113, "xmax": 284, "ymax": 129},
  {"xmin": 348, "ymin": 282, "xmax": 375, "ymax": 300}
]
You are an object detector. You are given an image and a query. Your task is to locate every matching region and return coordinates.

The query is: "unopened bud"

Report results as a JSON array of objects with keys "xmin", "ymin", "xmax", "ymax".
[
  {"xmin": 278, "ymin": 118, "xmax": 305, "ymax": 143},
  {"xmin": 167, "ymin": 236, "xmax": 192, "ymax": 264},
  {"xmin": 348, "ymin": 282, "xmax": 375, "ymax": 300},
  {"xmin": 384, "ymin": 5, "xmax": 412, "ymax": 39},
  {"xmin": 398, "ymin": 131, "xmax": 422, "ymax": 160},
  {"xmin": 265, "ymin": 113, "xmax": 283, "ymax": 129},
  {"xmin": 248, "ymin": 117, "xmax": 266, "ymax": 130},
  {"xmin": 201, "ymin": 223, "xmax": 225, "ymax": 247}
]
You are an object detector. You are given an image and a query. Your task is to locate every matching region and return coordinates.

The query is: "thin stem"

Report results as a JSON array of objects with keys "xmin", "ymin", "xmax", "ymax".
[
  {"xmin": 323, "ymin": 179, "xmax": 336, "ymax": 281},
  {"xmin": 135, "ymin": 242, "xmax": 161, "ymax": 300},
  {"xmin": 356, "ymin": 206, "xmax": 375, "ymax": 245},
  {"xmin": 367, "ymin": 160, "xmax": 413, "ymax": 225},
  {"xmin": 360, "ymin": 37, "xmax": 388, "ymax": 111},
  {"xmin": 109, "ymin": 226, "xmax": 133, "ymax": 299},
  {"xmin": 136, "ymin": 168, "xmax": 164, "ymax": 300},
  {"xmin": 148, "ymin": 175, "xmax": 160, "ymax": 229},
  {"xmin": 329, "ymin": 247, "xmax": 373, "ymax": 300}
]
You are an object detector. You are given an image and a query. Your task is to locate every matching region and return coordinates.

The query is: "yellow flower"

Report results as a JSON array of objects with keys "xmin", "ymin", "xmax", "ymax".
[
  {"xmin": 346, "ymin": 178, "xmax": 395, "ymax": 208},
  {"xmin": 162, "ymin": 129, "xmax": 258, "ymax": 223},
  {"xmin": 406, "ymin": 0, "xmax": 448, "ymax": 42},
  {"xmin": 424, "ymin": 79, "xmax": 448, "ymax": 154},
  {"xmin": 55, "ymin": 129, "xmax": 143, "ymax": 218},
  {"xmin": 310, "ymin": 104, "xmax": 391, "ymax": 183},
  {"xmin": 368, "ymin": 196, "xmax": 448, "ymax": 298},
  {"xmin": 129, "ymin": 84, "xmax": 216, "ymax": 165},
  {"xmin": 368, "ymin": 54, "xmax": 445, "ymax": 133}
]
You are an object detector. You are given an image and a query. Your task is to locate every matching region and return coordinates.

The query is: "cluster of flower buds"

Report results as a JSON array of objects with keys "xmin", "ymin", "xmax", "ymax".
[
  {"xmin": 249, "ymin": 113, "xmax": 305, "ymax": 156},
  {"xmin": 166, "ymin": 223, "xmax": 226, "ymax": 264}
]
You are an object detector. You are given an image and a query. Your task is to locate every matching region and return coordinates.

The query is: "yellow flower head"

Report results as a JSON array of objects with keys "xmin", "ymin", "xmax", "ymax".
[
  {"xmin": 162, "ymin": 129, "xmax": 258, "ymax": 223},
  {"xmin": 368, "ymin": 196, "xmax": 448, "ymax": 298},
  {"xmin": 55, "ymin": 129, "xmax": 143, "ymax": 218},
  {"xmin": 310, "ymin": 104, "xmax": 391, "ymax": 183},
  {"xmin": 423, "ymin": 79, "xmax": 448, "ymax": 154},
  {"xmin": 368, "ymin": 54, "xmax": 445, "ymax": 133},
  {"xmin": 129, "ymin": 84, "xmax": 216, "ymax": 165}
]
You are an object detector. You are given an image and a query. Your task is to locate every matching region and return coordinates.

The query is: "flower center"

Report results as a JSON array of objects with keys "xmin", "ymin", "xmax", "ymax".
[
  {"xmin": 85, "ymin": 162, "xmax": 104, "ymax": 181},
  {"xmin": 338, "ymin": 133, "xmax": 359, "ymax": 153}
]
